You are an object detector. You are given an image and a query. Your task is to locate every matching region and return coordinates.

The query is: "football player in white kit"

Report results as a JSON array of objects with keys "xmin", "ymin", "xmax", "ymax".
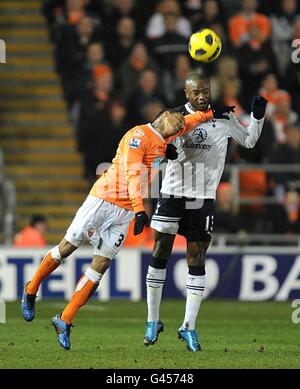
[{"xmin": 144, "ymin": 73, "xmax": 268, "ymax": 351}]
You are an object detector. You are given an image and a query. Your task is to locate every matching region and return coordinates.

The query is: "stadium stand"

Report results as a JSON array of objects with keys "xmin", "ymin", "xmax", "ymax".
[
  {"xmin": 0, "ymin": 0, "xmax": 87, "ymax": 244},
  {"xmin": 0, "ymin": 148, "xmax": 15, "ymax": 244}
]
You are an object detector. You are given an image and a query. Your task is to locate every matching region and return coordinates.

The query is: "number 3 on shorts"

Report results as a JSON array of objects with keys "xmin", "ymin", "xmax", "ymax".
[{"xmin": 115, "ymin": 233, "xmax": 125, "ymax": 247}]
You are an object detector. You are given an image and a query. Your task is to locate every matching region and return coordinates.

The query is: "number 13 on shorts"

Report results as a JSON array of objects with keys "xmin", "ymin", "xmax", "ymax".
[{"xmin": 205, "ymin": 215, "xmax": 214, "ymax": 234}]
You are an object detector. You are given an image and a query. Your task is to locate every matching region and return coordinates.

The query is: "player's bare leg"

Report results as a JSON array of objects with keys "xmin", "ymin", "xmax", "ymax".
[
  {"xmin": 144, "ymin": 230, "xmax": 175, "ymax": 346},
  {"xmin": 52, "ymin": 254, "xmax": 110, "ymax": 350},
  {"xmin": 21, "ymin": 239, "xmax": 77, "ymax": 322},
  {"xmin": 178, "ymin": 241, "xmax": 209, "ymax": 351}
]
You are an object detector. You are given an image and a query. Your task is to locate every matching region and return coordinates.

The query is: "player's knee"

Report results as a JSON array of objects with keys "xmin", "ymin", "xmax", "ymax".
[
  {"xmin": 58, "ymin": 239, "xmax": 77, "ymax": 259},
  {"xmin": 153, "ymin": 237, "xmax": 173, "ymax": 260},
  {"xmin": 101, "ymin": 258, "xmax": 111, "ymax": 273},
  {"xmin": 187, "ymin": 252, "xmax": 205, "ymax": 273},
  {"xmin": 91, "ymin": 256, "xmax": 110, "ymax": 274},
  {"xmin": 187, "ymin": 245, "xmax": 202, "ymax": 264},
  {"xmin": 187, "ymin": 241, "xmax": 209, "ymax": 267},
  {"xmin": 188, "ymin": 256, "xmax": 205, "ymax": 267}
]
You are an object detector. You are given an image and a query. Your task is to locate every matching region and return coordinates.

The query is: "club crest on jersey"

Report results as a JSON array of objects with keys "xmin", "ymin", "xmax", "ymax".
[
  {"xmin": 132, "ymin": 128, "xmax": 145, "ymax": 137},
  {"xmin": 87, "ymin": 228, "xmax": 95, "ymax": 238},
  {"xmin": 192, "ymin": 128, "xmax": 208, "ymax": 143},
  {"xmin": 129, "ymin": 137, "xmax": 141, "ymax": 148}
]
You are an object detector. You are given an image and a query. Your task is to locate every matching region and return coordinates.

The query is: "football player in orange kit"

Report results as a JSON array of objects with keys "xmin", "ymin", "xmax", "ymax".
[{"xmin": 21, "ymin": 106, "xmax": 232, "ymax": 350}]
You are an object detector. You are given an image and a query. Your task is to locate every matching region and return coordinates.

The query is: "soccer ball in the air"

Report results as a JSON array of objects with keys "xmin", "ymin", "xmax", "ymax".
[{"xmin": 188, "ymin": 29, "xmax": 222, "ymax": 63}]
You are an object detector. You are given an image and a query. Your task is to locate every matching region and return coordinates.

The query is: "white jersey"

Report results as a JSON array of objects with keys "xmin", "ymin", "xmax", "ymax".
[{"xmin": 160, "ymin": 103, "xmax": 265, "ymax": 199}]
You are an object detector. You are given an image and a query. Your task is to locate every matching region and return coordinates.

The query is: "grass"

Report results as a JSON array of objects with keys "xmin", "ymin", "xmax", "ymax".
[{"xmin": 0, "ymin": 299, "xmax": 299, "ymax": 369}]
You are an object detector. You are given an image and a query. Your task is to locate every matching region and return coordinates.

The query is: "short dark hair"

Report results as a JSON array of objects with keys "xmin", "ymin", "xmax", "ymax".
[
  {"xmin": 153, "ymin": 108, "xmax": 184, "ymax": 121},
  {"xmin": 153, "ymin": 109, "xmax": 170, "ymax": 121},
  {"xmin": 185, "ymin": 73, "xmax": 209, "ymax": 85},
  {"xmin": 30, "ymin": 214, "xmax": 47, "ymax": 227}
]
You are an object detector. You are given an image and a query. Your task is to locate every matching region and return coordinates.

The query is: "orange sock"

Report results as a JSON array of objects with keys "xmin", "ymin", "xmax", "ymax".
[
  {"xmin": 26, "ymin": 249, "xmax": 61, "ymax": 295},
  {"xmin": 61, "ymin": 273, "xmax": 99, "ymax": 324}
]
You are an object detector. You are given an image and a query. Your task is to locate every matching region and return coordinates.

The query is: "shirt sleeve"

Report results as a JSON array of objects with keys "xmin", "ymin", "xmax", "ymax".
[
  {"xmin": 228, "ymin": 15, "xmax": 247, "ymax": 47},
  {"xmin": 123, "ymin": 133, "xmax": 148, "ymax": 214},
  {"xmin": 167, "ymin": 109, "xmax": 213, "ymax": 142},
  {"xmin": 227, "ymin": 112, "xmax": 265, "ymax": 149},
  {"xmin": 257, "ymin": 14, "xmax": 271, "ymax": 40}
]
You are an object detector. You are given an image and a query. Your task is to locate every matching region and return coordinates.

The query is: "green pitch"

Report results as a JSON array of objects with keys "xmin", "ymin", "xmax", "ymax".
[{"xmin": 0, "ymin": 300, "xmax": 299, "ymax": 369}]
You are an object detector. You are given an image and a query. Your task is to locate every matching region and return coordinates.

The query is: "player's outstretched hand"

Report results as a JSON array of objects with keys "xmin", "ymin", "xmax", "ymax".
[
  {"xmin": 165, "ymin": 144, "xmax": 178, "ymax": 160},
  {"xmin": 251, "ymin": 96, "xmax": 268, "ymax": 120},
  {"xmin": 134, "ymin": 211, "xmax": 150, "ymax": 235},
  {"xmin": 211, "ymin": 105, "xmax": 235, "ymax": 120}
]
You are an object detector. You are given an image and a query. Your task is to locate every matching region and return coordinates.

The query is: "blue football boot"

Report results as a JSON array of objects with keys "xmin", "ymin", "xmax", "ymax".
[
  {"xmin": 21, "ymin": 282, "xmax": 36, "ymax": 322},
  {"xmin": 144, "ymin": 320, "xmax": 164, "ymax": 346},
  {"xmin": 51, "ymin": 314, "xmax": 73, "ymax": 351},
  {"xmin": 178, "ymin": 326, "xmax": 201, "ymax": 351}
]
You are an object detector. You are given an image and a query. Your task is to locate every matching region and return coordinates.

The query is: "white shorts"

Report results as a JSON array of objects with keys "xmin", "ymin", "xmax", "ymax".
[{"xmin": 65, "ymin": 195, "xmax": 135, "ymax": 258}]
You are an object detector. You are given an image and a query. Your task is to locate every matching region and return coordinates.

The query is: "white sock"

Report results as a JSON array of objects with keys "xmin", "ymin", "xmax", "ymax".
[
  {"xmin": 182, "ymin": 274, "xmax": 205, "ymax": 330},
  {"xmin": 75, "ymin": 267, "xmax": 103, "ymax": 292},
  {"xmin": 85, "ymin": 267, "xmax": 103, "ymax": 284},
  {"xmin": 50, "ymin": 245, "xmax": 63, "ymax": 263},
  {"xmin": 146, "ymin": 265, "xmax": 166, "ymax": 322}
]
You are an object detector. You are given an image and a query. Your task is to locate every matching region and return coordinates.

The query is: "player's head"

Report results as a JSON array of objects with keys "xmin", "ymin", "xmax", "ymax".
[
  {"xmin": 242, "ymin": 0, "xmax": 257, "ymax": 14},
  {"xmin": 185, "ymin": 73, "xmax": 210, "ymax": 112},
  {"xmin": 30, "ymin": 214, "xmax": 47, "ymax": 234},
  {"xmin": 152, "ymin": 110, "xmax": 185, "ymax": 139}
]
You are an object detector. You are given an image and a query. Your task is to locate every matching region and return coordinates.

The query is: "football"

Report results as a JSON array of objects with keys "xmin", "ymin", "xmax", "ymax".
[{"xmin": 188, "ymin": 28, "xmax": 222, "ymax": 63}]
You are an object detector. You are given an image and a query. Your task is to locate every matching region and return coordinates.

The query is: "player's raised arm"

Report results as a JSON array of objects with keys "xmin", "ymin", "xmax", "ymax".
[
  {"xmin": 123, "ymin": 133, "xmax": 148, "ymax": 214},
  {"xmin": 167, "ymin": 110, "xmax": 212, "ymax": 142},
  {"xmin": 122, "ymin": 131, "xmax": 150, "ymax": 235},
  {"xmin": 167, "ymin": 106, "xmax": 236, "ymax": 142},
  {"xmin": 183, "ymin": 109, "xmax": 214, "ymax": 134},
  {"xmin": 227, "ymin": 96, "xmax": 268, "ymax": 149}
]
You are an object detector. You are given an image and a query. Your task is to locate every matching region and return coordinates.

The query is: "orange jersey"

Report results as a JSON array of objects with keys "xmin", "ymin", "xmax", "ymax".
[
  {"xmin": 229, "ymin": 13, "xmax": 271, "ymax": 47},
  {"xmin": 90, "ymin": 110, "xmax": 213, "ymax": 213},
  {"xmin": 13, "ymin": 226, "xmax": 47, "ymax": 247}
]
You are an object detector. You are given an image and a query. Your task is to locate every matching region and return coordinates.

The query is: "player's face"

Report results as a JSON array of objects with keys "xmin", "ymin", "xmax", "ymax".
[
  {"xmin": 185, "ymin": 80, "xmax": 210, "ymax": 111},
  {"xmin": 162, "ymin": 112, "xmax": 185, "ymax": 138}
]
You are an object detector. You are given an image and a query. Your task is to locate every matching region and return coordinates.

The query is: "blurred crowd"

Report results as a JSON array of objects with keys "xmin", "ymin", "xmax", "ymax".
[{"xmin": 41, "ymin": 0, "xmax": 300, "ymax": 241}]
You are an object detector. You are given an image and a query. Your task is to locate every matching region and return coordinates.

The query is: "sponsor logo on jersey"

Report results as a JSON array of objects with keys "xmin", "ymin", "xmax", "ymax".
[
  {"xmin": 132, "ymin": 128, "xmax": 145, "ymax": 137},
  {"xmin": 129, "ymin": 138, "xmax": 142, "ymax": 148},
  {"xmin": 87, "ymin": 228, "xmax": 96, "ymax": 238},
  {"xmin": 184, "ymin": 127, "xmax": 212, "ymax": 150},
  {"xmin": 184, "ymin": 143, "xmax": 212, "ymax": 150}
]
